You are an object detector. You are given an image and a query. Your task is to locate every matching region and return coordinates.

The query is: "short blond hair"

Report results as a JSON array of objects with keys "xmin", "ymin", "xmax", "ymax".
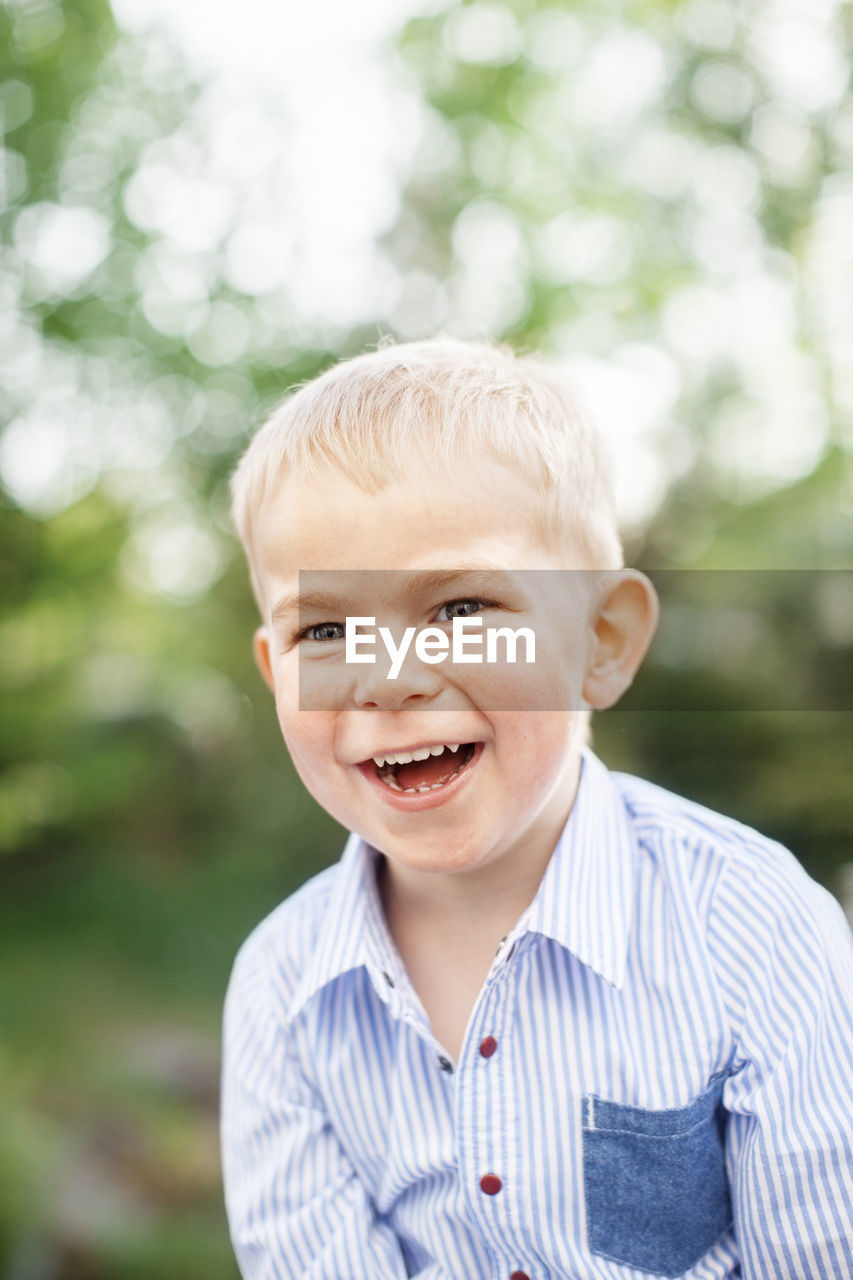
[{"xmin": 230, "ymin": 337, "xmax": 622, "ymax": 599}]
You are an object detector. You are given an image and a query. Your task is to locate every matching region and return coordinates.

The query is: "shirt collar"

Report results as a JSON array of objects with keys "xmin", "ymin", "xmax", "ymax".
[
  {"xmin": 289, "ymin": 830, "xmax": 397, "ymax": 1021},
  {"xmin": 289, "ymin": 747, "xmax": 636, "ymax": 1019},
  {"xmin": 515, "ymin": 747, "xmax": 636, "ymax": 989}
]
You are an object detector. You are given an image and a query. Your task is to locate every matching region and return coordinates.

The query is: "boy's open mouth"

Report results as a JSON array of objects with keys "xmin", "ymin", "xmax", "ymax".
[{"xmin": 371, "ymin": 743, "xmax": 478, "ymax": 794}]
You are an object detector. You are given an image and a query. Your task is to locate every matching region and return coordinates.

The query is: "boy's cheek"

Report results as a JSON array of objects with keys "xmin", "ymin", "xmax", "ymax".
[
  {"xmin": 455, "ymin": 652, "xmax": 584, "ymax": 713},
  {"xmin": 277, "ymin": 708, "xmax": 337, "ymax": 767},
  {"xmin": 271, "ymin": 657, "xmax": 317, "ymax": 721},
  {"xmin": 493, "ymin": 708, "xmax": 577, "ymax": 761}
]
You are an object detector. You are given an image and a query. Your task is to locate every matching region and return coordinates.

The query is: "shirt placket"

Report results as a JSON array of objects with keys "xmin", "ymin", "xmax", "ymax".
[{"xmin": 456, "ymin": 932, "xmax": 536, "ymax": 1280}]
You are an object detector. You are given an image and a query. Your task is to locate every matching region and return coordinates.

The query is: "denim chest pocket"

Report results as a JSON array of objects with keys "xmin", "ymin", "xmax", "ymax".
[{"xmin": 582, "ymin": 1078, "xmax": 732, "ymax": 1277}]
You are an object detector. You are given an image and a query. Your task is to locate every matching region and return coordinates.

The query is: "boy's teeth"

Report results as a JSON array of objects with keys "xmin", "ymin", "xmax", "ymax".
[
  {"xmin": 373, "ymin": 742, "xmax": 477, "ymax": 795},
  {"xmin": 371, "ymin": 743, "xmax": 464, "ymax": 768}
]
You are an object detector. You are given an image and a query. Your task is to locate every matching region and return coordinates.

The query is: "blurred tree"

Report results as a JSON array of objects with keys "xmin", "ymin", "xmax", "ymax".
[{"xmin": 1, "ymin": 0, "xmax": 349, "ymax": 884}]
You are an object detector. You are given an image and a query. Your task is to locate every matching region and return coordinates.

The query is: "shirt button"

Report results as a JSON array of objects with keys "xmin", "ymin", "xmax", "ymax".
[
  {"xmin": 479, "ymin": 1035, "xmax": 498, "ymax": 1057},
  {"xmin": 437, "ymin": 1055, "xmax": 453, "ymax": 1073},
  {"xmin": 381, "ymin": 971, "xmax": 395, "ymax": 987},
  {"xmin": 509, "ymin": 1272, "xmax": 530, "ymax": 1280},
  {"xmin": 479, "ymin": 1173, "xmax": 502, "ymax": 1195}
]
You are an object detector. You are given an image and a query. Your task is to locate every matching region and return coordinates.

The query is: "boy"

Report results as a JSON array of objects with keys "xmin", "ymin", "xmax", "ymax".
[{"xmin": 221, "ymin": 338, "xmax": 853, "ymax": 1279}]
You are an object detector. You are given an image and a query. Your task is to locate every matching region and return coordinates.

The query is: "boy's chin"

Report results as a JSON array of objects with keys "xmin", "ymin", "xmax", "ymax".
[{"xmin": 376, "ymin": 838, "xmax": 494, "ymax": 879}]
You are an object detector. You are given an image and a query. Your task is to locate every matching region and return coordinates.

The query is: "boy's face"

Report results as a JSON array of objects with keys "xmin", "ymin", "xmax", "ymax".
[{"xmin": 251, "ymin": 458, "xmax": 619, "ymax": 890}]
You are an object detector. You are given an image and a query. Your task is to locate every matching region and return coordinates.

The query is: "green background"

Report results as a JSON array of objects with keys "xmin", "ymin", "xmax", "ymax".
[{"xmin": 1, "ymin": 0, "xmax": 851, "ymax": 1273}]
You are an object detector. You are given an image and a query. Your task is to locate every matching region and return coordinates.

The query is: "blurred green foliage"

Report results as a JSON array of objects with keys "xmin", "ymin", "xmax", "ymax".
[
  {"xmin": 1, "ymin": 0, "xmax": 851, "ymax": 1274},
  {"xmin": 388, "ymin": 0, "xmax": 853, "ymax": 887}
]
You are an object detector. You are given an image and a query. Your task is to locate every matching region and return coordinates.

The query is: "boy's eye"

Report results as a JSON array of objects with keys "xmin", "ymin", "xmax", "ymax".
[
  {"xmin": 435, "ymin": 597, "xmax": 495, "ymax": 622},
  {"xmin": 300, "ymin": 621, "xmax": 345, "ymax": 643}
]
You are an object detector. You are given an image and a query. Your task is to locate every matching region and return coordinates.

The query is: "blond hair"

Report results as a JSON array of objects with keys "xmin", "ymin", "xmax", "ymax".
[{"xmin": 230, "ymin": 337, "xmax": 622, "ymax": 602}]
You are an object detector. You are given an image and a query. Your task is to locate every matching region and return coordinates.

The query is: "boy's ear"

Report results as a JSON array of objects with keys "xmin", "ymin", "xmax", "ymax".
[
  {"xmin": 582, "ymin": 570, "xmax": 659, "ymax": 711},
  {"xmin": 253, "ymin": 626, "xmax": 276, "ymax": 693}
]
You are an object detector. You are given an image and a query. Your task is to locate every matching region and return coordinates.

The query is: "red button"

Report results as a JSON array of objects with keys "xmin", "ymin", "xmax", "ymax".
[
  {"xmin": 479, "ymin": 1035, "xmax": 497, "ymax": 1057},
  {"xmin": 510, "ymin": 1273, "xmax": 530, "ymax": 1280},
  {"xmin": 479, "ymin": 1173, "xmax": 502, "ymax": 1195}
]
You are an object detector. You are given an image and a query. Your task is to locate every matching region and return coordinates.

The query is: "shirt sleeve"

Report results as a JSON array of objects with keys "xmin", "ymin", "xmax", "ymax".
[
  {"xmin": 221, "ymin": 933, "xmax": 452, "ymax": 1280},
  {"xmin": 709, "ymin": 854, "xmax": 853, "ymax": 1277}
]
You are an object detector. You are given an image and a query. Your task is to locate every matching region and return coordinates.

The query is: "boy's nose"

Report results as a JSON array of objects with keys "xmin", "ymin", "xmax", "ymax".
[{"xmin": 353, "ymin": 651, "xmax": 445, "ymax": 711}]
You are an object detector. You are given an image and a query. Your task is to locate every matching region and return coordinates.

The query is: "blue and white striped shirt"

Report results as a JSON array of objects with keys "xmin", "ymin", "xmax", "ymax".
[{"xmin": 221, "ymin": 749, "xmax": 853, "ymax": 1279}]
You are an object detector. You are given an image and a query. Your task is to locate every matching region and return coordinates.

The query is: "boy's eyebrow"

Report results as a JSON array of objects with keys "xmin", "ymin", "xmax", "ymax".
[
  {"xmin": 269, "ymin": 588, "xmax": 346, "ymax": 627},
  {"xmin": 269, "ymin": 567, "xmax": 519, "ymax": 627}
]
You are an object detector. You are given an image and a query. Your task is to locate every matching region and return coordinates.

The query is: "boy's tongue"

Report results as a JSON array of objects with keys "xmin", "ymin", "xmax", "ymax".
[{"xmin": 395, "ymin": 751, "xmax": 460, "ymax": 789}]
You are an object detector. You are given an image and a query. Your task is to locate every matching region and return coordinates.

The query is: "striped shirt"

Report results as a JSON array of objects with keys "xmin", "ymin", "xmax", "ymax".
[{"xmin": 221, "ymin": 748, "xmax": 853, "ymax": 1279}]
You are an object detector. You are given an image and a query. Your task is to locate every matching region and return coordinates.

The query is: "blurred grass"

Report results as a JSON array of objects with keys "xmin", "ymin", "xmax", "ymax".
[
  {"xmin": 0, "ymin": 790, "xmax": 344, "ymax": 1278},
  {"xmin": 0, "ymin": 851, "xmax": 233, "ymax": 1277}
]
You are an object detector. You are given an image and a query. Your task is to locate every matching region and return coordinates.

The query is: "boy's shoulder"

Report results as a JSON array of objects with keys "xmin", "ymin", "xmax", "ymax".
[
  {"xmin": 227, "ymin": 856, "xmax": 346, "ymax": 1017},
  {"xmin": 613, "ymin": 767, "xmax": 780, "ymax": 858},
  {"xmin": 611, "ymin": 765, "xmax": 839, "ymax": 927}
]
